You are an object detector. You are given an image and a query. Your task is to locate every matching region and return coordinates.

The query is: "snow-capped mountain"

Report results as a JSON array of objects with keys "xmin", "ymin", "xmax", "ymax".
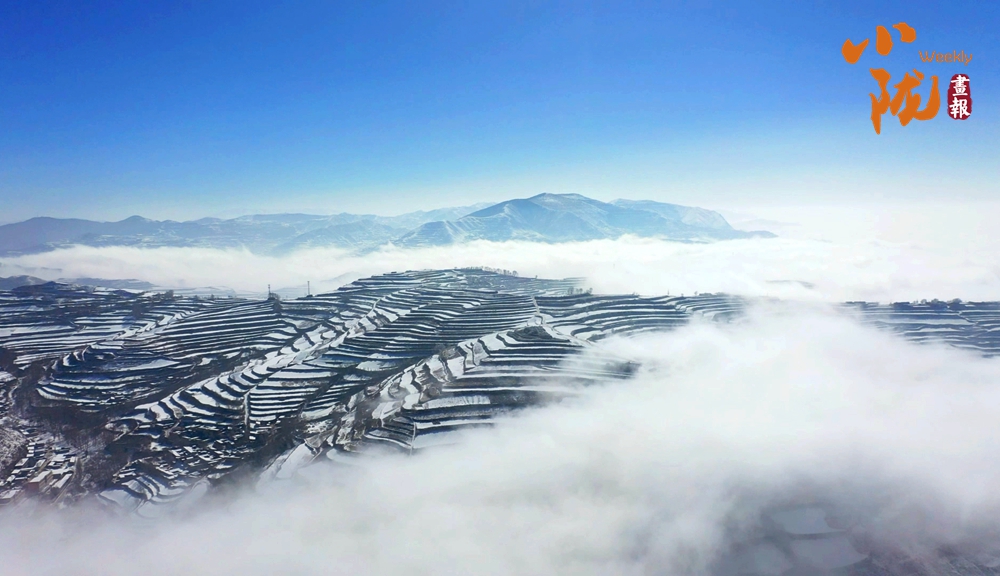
[
  {"xmin": 0, "ymin": 204, "xmax": 492, "ymax": 256},
  {"xmin": 397, "ymin": 194, "xmax": 773, "ymax": 246},
  {"xmin": 1, "ymin": 270, "xmax": 997, "ymax": 573},
  {"xmin": 0, "ymin": 269, "xmax": 993, "ymax": 510},
  {"xmin": 0, "ymin": 195, "xmax": 772, "ymax": 256}
]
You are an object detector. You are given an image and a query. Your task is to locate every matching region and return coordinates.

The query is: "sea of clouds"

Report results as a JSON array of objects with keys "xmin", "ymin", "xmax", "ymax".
[
  {"xmin": 2, "ymin": 203, "xmax": 1000, "ymax": 575},
  {"xmin": 3, "ymin": 308, "xmax": 1000, "ymax": 575},
  {"xmin": 2, "ymin": 202, "xmax": 999, "ymax": 303}
]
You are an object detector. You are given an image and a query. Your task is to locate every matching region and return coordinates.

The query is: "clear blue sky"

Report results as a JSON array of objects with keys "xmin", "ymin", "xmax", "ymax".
[{"xmin": 1, "ymin": 0, "xmax": 996, "ymax": 222}]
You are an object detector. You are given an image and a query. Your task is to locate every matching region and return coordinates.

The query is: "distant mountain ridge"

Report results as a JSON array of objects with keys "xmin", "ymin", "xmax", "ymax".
[
  {"xmin": 0, "ymin": 275, "xmax": 47, "ymax": 291},
  {"xmin": 0, "ymin": 275, "xmax": 155, "ymax": 292},
  {"xmin": 396, "ymin": 194, "xmax": 773, "ymax": 247},
  {"xmin": 0, "ymin": 204, "xmax": 491, "ymax": 257},
  {"xmin": 0, "ymin": 194, "xmax": 773, "ymax": 256}
]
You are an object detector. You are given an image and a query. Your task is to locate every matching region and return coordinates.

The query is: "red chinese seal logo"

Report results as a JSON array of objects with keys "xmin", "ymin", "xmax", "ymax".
[{"xmin": 947, "ymin": 74, "xmax": 972, "ymax": 120}]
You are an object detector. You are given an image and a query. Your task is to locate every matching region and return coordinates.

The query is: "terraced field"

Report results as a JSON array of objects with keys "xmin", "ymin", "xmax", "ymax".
[{"xmin": 1, "ymin": 269, "xmax": 999, "ymax": 522}]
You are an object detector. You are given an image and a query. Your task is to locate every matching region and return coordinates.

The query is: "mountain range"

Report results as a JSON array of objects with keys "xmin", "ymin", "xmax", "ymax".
[
  {"xmin": 0, "ymin": 194, "xmax": 773, "ymax": 256},
  {"xmin": 0, "ymin": 270, "xmax": 996, "ymax": 573}
]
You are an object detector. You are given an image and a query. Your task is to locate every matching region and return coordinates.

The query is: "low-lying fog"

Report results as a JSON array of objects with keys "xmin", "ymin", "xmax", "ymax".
[
  {"xmin": 2, "ymin": 202, "xmax": 999, "ymax": 575},
  {"xmin": 4, "ymin": 309, "xmax": 1000, "ymax": 575},
  {"xmin": 2, "ymin": 202, "xmax": 1000, "ymax": 302}
]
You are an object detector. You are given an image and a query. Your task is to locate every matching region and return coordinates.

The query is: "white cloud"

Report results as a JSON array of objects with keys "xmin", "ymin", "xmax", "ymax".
[
  {"xmin": 0, "ymin": 237, "xmax": 996, "ymax": 303},
  {"xmin": 3, "ymin": 202, "xmax": 1000, "ymax": 574},
  {"xmin": 4, "ymin": 202, "xmax": 999, "ymax": 302},
  {"xmin": 3, "ymin": 308, "xmax": 1000, "ymax": 575}
]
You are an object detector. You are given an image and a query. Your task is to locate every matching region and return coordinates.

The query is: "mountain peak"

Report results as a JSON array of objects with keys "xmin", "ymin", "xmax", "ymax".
[
  {"xmin": 119, "ymin": 215, "xmax": 152, "ymax": 223},
  {"xmin": 397, "ymin": 194, "xmax": 774, "ymax": 247},
  {"xmin": 527, "ymin": 192, "xmax": 589, "ymax": 200}
]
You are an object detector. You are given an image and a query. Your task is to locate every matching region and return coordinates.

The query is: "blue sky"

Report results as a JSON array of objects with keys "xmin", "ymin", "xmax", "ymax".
[{"xmin": 1, "ymin": 0, "xmax": 996, "ymax": 222}]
